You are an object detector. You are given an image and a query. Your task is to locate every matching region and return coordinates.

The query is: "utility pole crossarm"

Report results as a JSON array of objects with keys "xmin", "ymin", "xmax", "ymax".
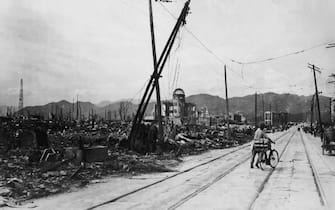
[
  {"xmin": 308, "ymin": 63, "xmax": 321, "ymax": 73},
  {"xmin": 326, "ymin": 43, "xmax": 335, "ymax": 48}
]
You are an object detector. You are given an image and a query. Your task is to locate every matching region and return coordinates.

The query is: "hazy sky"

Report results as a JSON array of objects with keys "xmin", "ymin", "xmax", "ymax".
[{"xmin": 0, "ymin": 0, "xmax": 335, "ymax": 106}]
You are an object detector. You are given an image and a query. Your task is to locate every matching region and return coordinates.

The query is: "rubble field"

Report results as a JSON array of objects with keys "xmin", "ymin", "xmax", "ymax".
[{"xmin": 0, "ymin": 122, "xmax": 253, "ymax": 207}]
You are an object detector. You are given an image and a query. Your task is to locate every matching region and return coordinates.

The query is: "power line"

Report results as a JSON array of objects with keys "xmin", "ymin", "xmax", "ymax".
[
  {"xmin": 120, "ymin": 0, "xmax": 333, "ymax": 96},
  {"xmin": 119, "ymin": 0, "xmax": 255, "ymax": 90},
  {"xmin": 157, "ymin": 2, "xmax": 261, "ymax": 89},
  {"xmin": 157, "ymin": 2, "xmax": 335, "ymax": 95},
  {"xmin": 158, "ymin": 2, "xmax": 334, "ymax": 66},
  {"xmin": 128, "ymin": 78, "xmax": 150, "ymax": 104},
  {"xmin": 158, "ymin": 2, "xmax": 242, "ymax": 64},
  {"xmin": 241, "ymin": 41, "xmax": 334, "ymax": 65}
]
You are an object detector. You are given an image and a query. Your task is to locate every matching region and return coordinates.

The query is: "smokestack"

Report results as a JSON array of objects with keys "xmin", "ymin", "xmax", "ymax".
[{"xmin": 18, "ymin": 79, "xmax": 23, "ymax": 110}]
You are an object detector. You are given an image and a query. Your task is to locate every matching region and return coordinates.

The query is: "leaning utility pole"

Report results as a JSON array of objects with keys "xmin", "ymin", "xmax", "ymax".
[
  {"xmin": 224, "ymin": 65, "xmax": 230, "ymax": 140},
  {"xmin": 255, "ymin": 92, "xmax": 258, "ymax": 126},
  {"xmin": 149, "ymin": 0, "xmax": 164, "ymax": 147},
  {"xmin": 308, "ymin": 63, "xmax": 322, "ymax": 131},
  {"xmin": 128, "ymin": 0, "xmax": 191, "ymax": 150}
]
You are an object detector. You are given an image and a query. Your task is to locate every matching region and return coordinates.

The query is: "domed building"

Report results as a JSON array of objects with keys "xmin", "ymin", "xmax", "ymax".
[
  {"xmin": 154, "ymin": 88, "xmax": 197, "ymax": 125},
  {"xmin": 172, "ymin": 88, "xmax": 186, "ymax": 120}
]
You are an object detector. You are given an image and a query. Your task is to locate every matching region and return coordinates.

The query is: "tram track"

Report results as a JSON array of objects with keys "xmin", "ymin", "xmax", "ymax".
[
  {"xmin": 86, "ymin": 130, "xmax": 291, "ymax": 210},
  {"xmin": 168, "ymin": 130, "xmax": 293, "ymax": 210},
  {"xmin": 299, "ymin": 131, "xmax": 328, "ymax": 207},
  {"xmin": 248, "ymin": 130, "xmax": 297, "ymax": 210},
  {"xmin": 303, "ymin": 132, "xmax": 335, "ymax": 174}
]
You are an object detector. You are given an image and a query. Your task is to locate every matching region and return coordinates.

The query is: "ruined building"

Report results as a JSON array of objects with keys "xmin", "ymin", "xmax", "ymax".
[{"xmin": 154, "ymin": 88, "xmax": 197, "ymax": 125}]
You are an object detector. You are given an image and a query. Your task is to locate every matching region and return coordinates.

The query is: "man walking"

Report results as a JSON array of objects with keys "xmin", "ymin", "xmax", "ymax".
[{"xmin": 250, "ymin": 123, "xmax": 273, "ymax": 168}]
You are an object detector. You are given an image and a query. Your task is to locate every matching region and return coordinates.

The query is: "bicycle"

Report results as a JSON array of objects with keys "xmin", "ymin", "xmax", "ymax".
[{"xmin": 254, "ymin": 140, "xmax": 279, "ymax": 170}]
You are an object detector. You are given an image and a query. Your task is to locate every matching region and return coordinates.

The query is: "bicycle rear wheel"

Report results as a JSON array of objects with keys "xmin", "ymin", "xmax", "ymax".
[
  {"xmin": 269, "ymin": 149, "xmax": 279, "ymax": 168},
  {"xmin": 258, "ymin": 152, "xmax": 267, "ymax": 170}
]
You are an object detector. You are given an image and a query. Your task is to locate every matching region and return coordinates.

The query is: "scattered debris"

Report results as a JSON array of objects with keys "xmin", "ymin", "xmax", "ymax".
[{"xmin": 0, "ymin": 118, "xmax": 253, "ymax": 206}]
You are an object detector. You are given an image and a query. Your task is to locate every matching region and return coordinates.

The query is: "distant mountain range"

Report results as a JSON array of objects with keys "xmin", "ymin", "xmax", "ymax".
[
  {"xmin": 18, "ymin": 100, "xmax": 154, "ymax": 120},
  {"xmin": 17, "ymin": 92, "xmax": 331, "ymax": 122},
  {"xmin": 186, "ymin": 92, "xmax": 331, "ymax": 122},
  {"xmin": 96, "ymin": 100, "xmax": 114, "ymax": 107}
]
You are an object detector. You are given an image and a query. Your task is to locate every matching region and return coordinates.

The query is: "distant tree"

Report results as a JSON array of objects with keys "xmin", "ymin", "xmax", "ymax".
[
  {"xmin": 113, "ymin": 110, "xmax": 117, "ymax": 120},
  {"xmin": 126, "ymin": 115, "xmax": 132, "ymax": 122},
  {"xmin": 118, "ymin": 101, "xmax": 129, "ymax": 121}
]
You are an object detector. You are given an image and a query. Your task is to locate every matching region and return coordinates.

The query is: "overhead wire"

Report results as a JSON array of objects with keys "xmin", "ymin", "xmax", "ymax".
[
  {"xmin": 157, "ymin": 1, "xmax": 335, "ymax": 94},
  {"xmin": 158, "ymin": 2, "xmax": 334, "ymax": 66},
  {"xmin": 173, "ymin": 28, "xmax": 184, "ymax": 91},
  {"xmin": 157, "ymin": 2, "xmax": 259, "ymax": 90},
  {"xmin": 175, "ymin": 61, "xmax": 181, "ymax": 89},
  {"xmin": 166, "ymin": 52, "xmax": 171, "ymax": 100},
  {"xmin": 165, "ymin": 26, "xmax": 184, "ymax": 96},
  {"xmin": 239, "ymin": 41, "xmax": 335, "ymax": 65},
  {"xmin": 128, "ymin": 78, "xmax": 150, "ymax": 104},
  {"xmin": 122, "ymin": 1, "xmax": 331, "ymax": 97},
  {"xmin": 120, "ymin": 0, "xmax": 256, "ymax": 92}
]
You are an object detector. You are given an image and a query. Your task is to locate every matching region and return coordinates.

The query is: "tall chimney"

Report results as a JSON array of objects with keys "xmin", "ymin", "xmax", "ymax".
[{"xmin": 18, "ymin": 79, "xmax": 23, "ymax": 110}]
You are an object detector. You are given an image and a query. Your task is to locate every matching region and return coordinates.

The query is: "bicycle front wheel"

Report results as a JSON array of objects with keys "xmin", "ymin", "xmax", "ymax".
[
  {"xmin": 258, "ymin": 152, "xmax": 267, "ymax": 170},
  {"xmin": 269, "ymin": 149, "xmax": 279, "ymax": 168}
]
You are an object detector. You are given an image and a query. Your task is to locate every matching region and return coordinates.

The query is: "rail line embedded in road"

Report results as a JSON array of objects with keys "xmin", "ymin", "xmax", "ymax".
[
  {"xmin": 299, "ymin": 131, "xmax": 328, "ymax": 207},
  {"xmin": 248, "ymin": 130, "xmax": 297, "ymax": 210},
  {"xmin": 86, "ymin": 131, "xmax": 291, "ymax": 210},
  {"xmin": 168, "ymin": 130, "xmax": 293, "ymax": 210}
]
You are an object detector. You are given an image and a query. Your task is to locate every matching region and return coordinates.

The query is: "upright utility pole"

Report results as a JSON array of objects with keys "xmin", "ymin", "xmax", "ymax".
[
  {"xmin": 310, "ymin": 94, "xmax": 315, "ymax": 129},
  {"xmin": 79, "ymin": 104, "xmax": 82, "ymax": 121},
  {"xmin": 224, "ymin": 65, "xmax": 230, "ymax": 140},
  {"xmin": 60, "ymin": 106, "xmax": 63, "ymax": 121},
  {"xmin": 330, "ymin": 98, "xmax": 332, "ymax": 123},
  {"xmin": 91, "ymin": 108, "xmax": 94, "ymax": 128},
  {"xmin": 55, "ymin": 105, "xmax": 58, "ymax": 121},
  {"xmin": 262, "ymin": 94, "xmax": 264, "ymax": 121},
  {"xmin": 72, "ymin": 97, "xmax": 75, "ymax": 121},
  {"xmin": 329, "ymin": 74, "xmax": 335, "ymax": 124},
  {"xmin": 308, "ymin": 63, "xmax": 322, "ymax": 131},
  {"xmin": 149, "ymin": 0, "xmax": 163, "ymax": 146},
  {"xmin": 76, "ymin": 95, "xmax": 79, "ymax": 121},
  {"xmin": 255, "ymin": 92, "xmax": 258, "ymax": 126}
]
